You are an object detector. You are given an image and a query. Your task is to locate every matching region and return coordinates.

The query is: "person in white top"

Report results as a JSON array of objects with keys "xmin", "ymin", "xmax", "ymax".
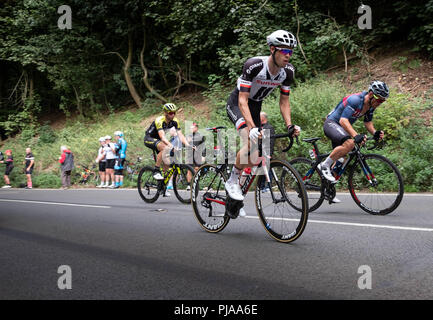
[
  {"xmin": 95, "ymin": 137, "xmax": 107, "ymax": 188},
  {"xmin": 103, "ymin": 135, "xmax": 117, "ymax": 188}
]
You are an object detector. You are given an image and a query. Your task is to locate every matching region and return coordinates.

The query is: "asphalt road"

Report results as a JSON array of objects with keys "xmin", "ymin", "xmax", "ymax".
[{"xmin": 0, "ymin": 188, "xmax": 432, "ymax": 300}]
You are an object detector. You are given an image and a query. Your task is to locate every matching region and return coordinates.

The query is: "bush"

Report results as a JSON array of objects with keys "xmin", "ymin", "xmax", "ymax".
[
  {"xmin": 32, "ymin": 173, "xmax": 62, "ymax": 188},
  {"xmin": 38, "ymin": 124, "xmax": 58, "ymax": 144}
]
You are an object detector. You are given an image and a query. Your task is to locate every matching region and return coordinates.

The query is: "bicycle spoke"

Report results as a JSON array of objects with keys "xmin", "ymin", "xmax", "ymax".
[
  {"xmin": 256, "ymin": 160, "xmax": 308, "ymax": 243},
  {"xmin": 191, "ymin": 164, "xmax": 229, "ymax": 233},
  {"xmin": 349, "ymin": 154, "xmax": 404, "ymax": 215}
]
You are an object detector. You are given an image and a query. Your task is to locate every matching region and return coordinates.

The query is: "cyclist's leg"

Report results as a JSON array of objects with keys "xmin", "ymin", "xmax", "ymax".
[
  {"xmin": 144, "ymin": 135, "xmax": 165, "ymax": 180},
  {"xmin": 226, "ymin": 97, "xmax": 261, "ymax": 200},
  {"xmin": 319, "ymin": 119, "xmax": 353, "ymax": 182}
]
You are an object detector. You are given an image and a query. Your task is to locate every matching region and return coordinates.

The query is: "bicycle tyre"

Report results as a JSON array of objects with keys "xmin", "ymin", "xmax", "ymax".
[
  {"xmin": 348, "ymin": 153, "xmax": 404, "ymax": 215},
  {"xmin": 289, "ymin": 157, "xmax": 325, "ymax": 212},
  {"xmin": 173, "ymin": 164, "xmax": 195, "ymax": 204},
  {"xmin": 137, "ymin": 166, "xmax": 161, "ymax": 203},
  {"xmin": 255, "ymin": 159, "xmax": 309, "ymax": 243},
  {"xmin": 191, "ymin": 164, "xmax": 230, "ymax": 233}
]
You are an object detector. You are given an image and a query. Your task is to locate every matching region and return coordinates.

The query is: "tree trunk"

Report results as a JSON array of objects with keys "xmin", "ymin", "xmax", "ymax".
[
  {"xmin": 124, "ymin": 31, "xmax": 143, "ymax": 108},
  {"xmin": 140, "ymin": 17, "xmax": 167, "ymax": 103},
  {"xmin": 72, "ymin": 85, "xmax": 82, "ymax": 116}
]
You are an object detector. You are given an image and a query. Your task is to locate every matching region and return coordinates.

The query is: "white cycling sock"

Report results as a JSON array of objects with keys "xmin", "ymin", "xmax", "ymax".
[{"xmin": 322, "ymin": 156, "xmax": 334, "ymax": 168}]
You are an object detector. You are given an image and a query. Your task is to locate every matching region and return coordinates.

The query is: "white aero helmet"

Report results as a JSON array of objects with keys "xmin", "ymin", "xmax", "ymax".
[
  {"xmin": 99, "ymin": 137, "xmax": 106, "ymax": 142},
  {"xmin": 105, "ymin": 135, "xmax": 112, "ymax": 140},
  {"xmin": 114, "ymin": 131, "xmax": 123, "ymax": 137},
  {"xmin": 266, "ymin": 30, "xmax": 297, "ymax": 48}
]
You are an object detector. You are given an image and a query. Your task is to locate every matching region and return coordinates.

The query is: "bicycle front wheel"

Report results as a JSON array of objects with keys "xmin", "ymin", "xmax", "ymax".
[
  {"xmin": 173, "ymin": 164, "xmax": 195, "ymax": 204},
  {"xmin": 137, "ymin": 166, "xmax": 161, "ymax": 203},
  {"xmin": 289, "ymin": 157, "xmax": 325, "ymax": 212},
  {"xmin": 255, "ymin": 159, "xmax": 309, "ymax": 243},
  {"xmin": 191, "ymin": 164, "xmax": 230, "ymax": 233},
  {"xmin": 348, "ymin": 154, "xmax": 404, "ymax": 215}
]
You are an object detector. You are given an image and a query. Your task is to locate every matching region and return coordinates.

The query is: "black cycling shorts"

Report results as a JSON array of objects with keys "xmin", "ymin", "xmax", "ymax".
[
  {"xmin": 323, "ymin": 118, "xmax": 352, "ymax": 149},
  {"xmin": 25, "ymin": 167, "xmax": 33, "ymax": 175},
  {"xmin": 5, "ymin": 164, "xmax": 14, "ymax": 176},
  {"xmin": 226, "ymin": 89, "xmax": 262, "ymax": 131},
  {"xmin": 98, "ymin": 161, "xmax": 106, "ymax": 172},
  {"xmin": 105, "ymin": 159, "xmax": 115, "ymax": 169},
  {"xmin": 144, "ymin": 135, "xmax": 161, "ymax": 152}
]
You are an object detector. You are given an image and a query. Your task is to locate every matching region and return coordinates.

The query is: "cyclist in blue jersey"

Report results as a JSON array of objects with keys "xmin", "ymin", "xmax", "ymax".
[
  {"xmin": 225, "ymin": 30, "xmax": 300, "ymax": 202},
  {"xmin": 113, "ymin": 131, "xmax": 127, "ymax": 188},
  {"xmin": 318, "ymin": 81, "xmax": 389, "ymax": 197}
]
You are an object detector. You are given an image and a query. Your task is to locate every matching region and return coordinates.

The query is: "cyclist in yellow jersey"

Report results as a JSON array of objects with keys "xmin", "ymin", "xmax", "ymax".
[{"xmin": 144, "ymin": 103, "xmax": 194, "ymax": 179}]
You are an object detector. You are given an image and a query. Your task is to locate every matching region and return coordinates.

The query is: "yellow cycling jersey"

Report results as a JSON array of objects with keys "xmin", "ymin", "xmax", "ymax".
[{"xmin": 145, "ymin": 115, "xmax": 181, "ymax": 139}]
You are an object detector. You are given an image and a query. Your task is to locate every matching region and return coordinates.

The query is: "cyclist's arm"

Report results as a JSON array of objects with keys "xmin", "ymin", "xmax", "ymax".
[
  {"xmin": 364, "ymin": 121, "xmax": 376, "ymax": 135},
  {"xmin": 279, "ymin": 93, "xmax": 292, "ymax": 127},
  {"xmin": 158, "ymin": 129, "xmax": 172, "ymax": 148},
  {"xmin": 27, "ymin": 159, "xmax": 34, "ymax": 170},
  {"xmin": 239, "ymin": 91, "xmax": 256, "ymax": 130}
]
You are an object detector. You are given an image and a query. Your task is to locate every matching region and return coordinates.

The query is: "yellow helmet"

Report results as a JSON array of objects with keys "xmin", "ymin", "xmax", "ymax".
[{"xmin": 163, "ymin": 103, "xmax": 178, "ymax": 112}]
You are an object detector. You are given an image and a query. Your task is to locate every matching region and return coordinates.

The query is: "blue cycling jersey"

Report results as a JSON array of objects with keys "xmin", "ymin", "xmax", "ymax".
[
  {"xmin": 327, "ymin": 91, "xmax": 374, "ymax": 124},
  {"xmin": 116, "ymin": 138, "xmax": 127, "ymax": 159}
]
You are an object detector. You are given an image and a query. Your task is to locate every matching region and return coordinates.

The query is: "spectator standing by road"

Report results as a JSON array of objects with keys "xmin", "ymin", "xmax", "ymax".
[
  {"xmin": 95, "ymin": 137, "xmax": 107, "ymax": 188},
  {"xmin": 59, "ymin": 146, "xmax": 74, "ymax": 189},
  {"xmin": 103, "ymin": 136, "xmax": 117, "ymax": 188},
  {"xmin": 24, "ymin": 148, "xmax": 35, "ymax": 189},
  {"xmin": 113, "ymin": 131, "xmax": 127, "ymax": 189},
  {"xmin": 1, "ymin": 149, "xmax": 14, "ymax": 188}
]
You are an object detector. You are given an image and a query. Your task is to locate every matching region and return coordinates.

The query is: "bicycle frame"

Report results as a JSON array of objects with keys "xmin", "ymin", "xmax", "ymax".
[
  {"xmin": 201, "ymin": 134, "xmax": 291, "ymax": 208},
  {"xmin": 304, "ymin": 139, "xmax": 377, "ymax": 186}
]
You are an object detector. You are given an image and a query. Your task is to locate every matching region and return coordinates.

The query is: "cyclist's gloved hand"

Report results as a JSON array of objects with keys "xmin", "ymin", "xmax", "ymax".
[
  {"xmin": 287, "ymin": 124, "xmax": 301, "ymax": 137},
  {"xmin": 354, "ymin": 134, "xmax": 367, "ymax": 144},
  {"xmin": 249, "ymin": 127, "xmax": 261, "ymax": 142},
  {"xmin": 373, "ymin": 130, "xmax": 383, "ymax": 141}
]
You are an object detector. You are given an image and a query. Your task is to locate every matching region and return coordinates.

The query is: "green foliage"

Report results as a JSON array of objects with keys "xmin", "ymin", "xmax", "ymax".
[
  {"xmin": 32, "ymin": 173, "xmax": 62, "ymax": 188},
  {"xmin": 38, "ymin": 124, "xmax": 58, "ymax": 144}
]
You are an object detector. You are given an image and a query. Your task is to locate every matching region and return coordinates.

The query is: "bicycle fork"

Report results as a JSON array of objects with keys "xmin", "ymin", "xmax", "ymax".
[{"xmin": 357, "ymin": 156, "xmax": 378, "ymax": 187}]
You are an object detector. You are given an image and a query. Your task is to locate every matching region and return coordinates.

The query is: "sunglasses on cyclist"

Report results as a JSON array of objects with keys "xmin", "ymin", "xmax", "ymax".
[
  {"xmin": 275, "ymin": 47, "xmax": 293, "ymax": 56},
  {"xmin": 166, "ymin": 111, "xmax": 176, "ymax": 115},
  {"xmin": 373, "ymin": 94, "xmax": 386, "ymax": 103}
]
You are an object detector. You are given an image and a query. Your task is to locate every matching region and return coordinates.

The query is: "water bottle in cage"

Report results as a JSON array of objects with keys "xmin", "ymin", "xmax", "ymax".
[
  {"xmin": 239, "ymin": 167, "xmax": 252, "ymax": 186},
  {"xmin": 309, "ymin": 149, "xmax": 316, "ymax": 160}
]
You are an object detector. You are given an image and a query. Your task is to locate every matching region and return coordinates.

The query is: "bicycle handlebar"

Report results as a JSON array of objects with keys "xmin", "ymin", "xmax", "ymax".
[{"xmin": 270, "ymin": 132, "xmax": 298, "ymax": 153}]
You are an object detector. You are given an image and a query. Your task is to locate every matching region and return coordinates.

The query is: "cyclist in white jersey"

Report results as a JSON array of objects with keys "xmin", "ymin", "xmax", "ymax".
[
  {"xmin": 225, "ymin": 30, "xmax": 300, "ymax": 203},
  {"xmin": 95, "ymin": 137, "xmax": 107, "ymax": 188},
  {"xmin": 104, "ymin": 135, "xmax": 117, "ymax": 188}
]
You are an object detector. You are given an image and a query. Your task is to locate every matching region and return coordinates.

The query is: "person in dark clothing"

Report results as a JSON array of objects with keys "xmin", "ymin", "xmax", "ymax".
[
  {"xmin": 1, "ymin": 149, "xmax": 14, "ymax": 188},
  {"xmin": 186, "ymin": 122, "xmax": 206, "ymax": 185},
  {"xmin": 59, "ymin": 145, "xmax": 75, "ymax": 189},
  {"xmin": 24, "ymin": 148, "xmax": 35, "ymax": 189}
]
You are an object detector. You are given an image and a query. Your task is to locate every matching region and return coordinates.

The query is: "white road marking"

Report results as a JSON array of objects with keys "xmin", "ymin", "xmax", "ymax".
[
  {"xmin": 244, "ymin": 216, "xmax": 433, "ymax": 232},
  {"xmin": 0, "ymin": 199, "xmax": 111, "ymax": 209}
]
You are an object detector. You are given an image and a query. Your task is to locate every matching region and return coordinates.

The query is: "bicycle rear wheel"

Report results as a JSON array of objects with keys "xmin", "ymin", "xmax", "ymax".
[
  {"xmin": 289, "ymin": 157, "xmax": 325, "ymax": 212},
  {"xmin": 137, "ymin": 166, "xmax": 161, "ymax": 203},
  {"xmin": 191, "ymin": 164, "xmax": 230, "ymax": 233},
  {"xmin": 173, "ymin": 164, "xmax": 195, "ymax": 204},
  {"xmin": 255, "ymin": 159, "xmax": 309, "ymax": 243},
  {"xmin": 348, "ymin": 154, "xmax": 404, "ymax": 215}
]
